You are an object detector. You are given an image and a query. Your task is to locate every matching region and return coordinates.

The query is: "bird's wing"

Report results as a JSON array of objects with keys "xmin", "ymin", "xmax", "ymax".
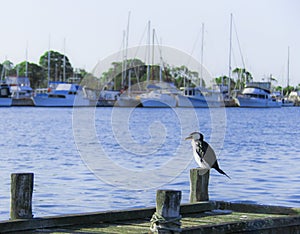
[{"xmin": 202, "ymin": 141, "xmax": 217, "ymax": 167}]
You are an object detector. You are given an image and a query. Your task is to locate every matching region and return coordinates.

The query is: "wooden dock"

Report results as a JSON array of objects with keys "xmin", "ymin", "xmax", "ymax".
[
  {"xmin": 1, "ymin": 201, "xmax": 300, "ymax": 233},
  {"xmin": 2, "ymin": 171, "xmax": 300, "ymax": 233}
]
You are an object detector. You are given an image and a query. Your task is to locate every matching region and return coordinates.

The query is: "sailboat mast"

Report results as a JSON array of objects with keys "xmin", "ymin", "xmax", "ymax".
[
  {"xmin": 151, "ymin": 28, "xmax": 155, "ymax": 80},
  {"xmin": 228, "ymin": 13, "xmax": 233, "ymax": 97},
  {"xmin": 121, "ymin": 30, "xmax": 126, "ymax": 87},
  {"xmin": 48, "ymin": 35, "xmax": 51, "ymax": 86},
  {"xmin": 287, "ymin": 46, "xmax": 290, "ymax": 88},
  {"xmin": 63, "ymin": 38, "xmax": 66, "ymax": 83},
  {"xmin": 200, "ymin": 23, "xmax": 204, "ymax": 87},
  {"xmin": 25, "ymin": 41, "xmax": 28, "ymax": 78},
  {"xmin": 146, "ymin": 20, "xmax": 151, "ymax": 85},
  {"xmin": 122, "ymin": 11, "xmax": 130, "ymax": 89}
]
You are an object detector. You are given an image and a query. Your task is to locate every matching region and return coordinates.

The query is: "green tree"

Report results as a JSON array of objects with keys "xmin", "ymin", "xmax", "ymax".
[
  {"xmin": 0, "ymin": 63, "xmax": 3, "ymax": 80},
  {"xmin": 2, "ymin": 60, "xmax": 15, "ymax": 77},
  {"xmin": 15, "ymin": 61, "xmax": 46, "ymax": 89},
  {"xmin": 214, "ymin": 75, "xmax": 236, "ymax": 91},
  {"xmin": 283, "ymin": 85, "xmax": 294, "ymax": 95},
  {"xmin": 100, "ymin": 59, "xmax": 147, "ymax": 90},
  {"xmin": 232, "ymin": 67, "xmax": 253, "ymax": 89},
  {"xmin": 169, "ymin": 65, "xmax": 204, "ymax": 88},
  {"xmin": 80, "ymin": 73, "xmax": 100, "ymax": 90},
  {"xmin": 39, "ymin": 50, "xmax": 73, "ymax": 82}
]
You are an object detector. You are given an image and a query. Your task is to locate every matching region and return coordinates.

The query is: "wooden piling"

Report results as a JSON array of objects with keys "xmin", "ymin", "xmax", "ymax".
[
  {"xmin": 189, "ymin": 168, "xmax": 210, "ymax": 202},
  {"xmin": 10, "ymin": 173, "xmax": 34, "ymax": 220},
  {"xmin": 150, "ymin": 190, "xmax": 182, "ymax": 233}
]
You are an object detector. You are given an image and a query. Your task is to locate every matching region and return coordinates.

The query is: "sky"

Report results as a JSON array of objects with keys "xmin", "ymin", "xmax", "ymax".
[{"xmin": 0, "ymin": 0, "xmax": 299, "ymax": 86}]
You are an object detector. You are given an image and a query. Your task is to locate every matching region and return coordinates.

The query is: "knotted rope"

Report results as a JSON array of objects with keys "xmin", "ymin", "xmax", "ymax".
[{"xmin": 150, "ymin": 211, "xmax": 182, "ymax": 233}]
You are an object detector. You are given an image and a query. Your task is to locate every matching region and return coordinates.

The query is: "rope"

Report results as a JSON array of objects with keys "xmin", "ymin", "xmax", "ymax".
[{"xmin": 150, "ymin": 212, "xmax": 182, "ymax": 233}]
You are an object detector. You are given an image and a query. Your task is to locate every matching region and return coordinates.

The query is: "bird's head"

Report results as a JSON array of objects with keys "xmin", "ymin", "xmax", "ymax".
[{"xmin": 185, "ymin": 132, "xmax": 204, "ymax": 141}]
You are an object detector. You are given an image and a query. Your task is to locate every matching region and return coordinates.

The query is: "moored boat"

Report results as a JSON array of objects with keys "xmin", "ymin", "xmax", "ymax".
[
  {"xmin": 140, "ymin": 90, "xmax": 177, "ymax": 108},
  {"xmin": 97, "ymin": 90, "xmax": 120, "ymax": 107},
  {"xmin": 33, "ymin": 83, "xmax": 91, "ymax": 107},
  {"xmin": 140, "ymin": 83, "xmax": 178, "ymax": 108},
  {"xmin": 177, "ymin": 86, "xmax": 223, "ymax": 108},
  {"xmin": 5, "ymin": 76, "xmax": 34, "ymax": 106},
  {"xmin": 281, "ymin": 98, "xmax": 294, "ymax": 107},
  {"xmin": 116, "ymin": 93, "xmax": 142, "ymax": 107},
  {"xmin": 0, "ymin": 83, "xmax": 12, "ymax": 107},
  {"xmin": 288, "ymin": 91, "xmax": 300, "ymax": 106},
  {"xmin": 237, "ymin": 82, "xmax": 282, "ymax": 108}
]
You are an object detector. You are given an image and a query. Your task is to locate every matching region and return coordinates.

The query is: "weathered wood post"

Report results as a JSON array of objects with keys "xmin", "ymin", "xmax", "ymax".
[
  {"xmin": 150, "ymin": 190, "xmax": 182, "ymax": 233},
  {"xmin": 190, "ymin": 168, "xmax": 210, "ymax": 202},
  {"xmin": 10, "ymin": 173, "xmax": 34, "ymax": 220}
]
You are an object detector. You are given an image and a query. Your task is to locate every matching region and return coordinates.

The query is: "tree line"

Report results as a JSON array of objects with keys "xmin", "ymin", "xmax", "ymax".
[
  {"xmin": 0, "ymin": 51, "xmax": 89, "ymax": 89},
  {"xmin": 1, "ymin": 53, "xmax": 298, "ymax": 95}
]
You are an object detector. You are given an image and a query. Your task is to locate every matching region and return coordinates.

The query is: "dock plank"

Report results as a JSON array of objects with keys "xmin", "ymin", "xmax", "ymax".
[
  {"xmin": 1, "ymin": 202, "xmax": 300, "ymax": 233},
  {"xmin": 21, "ymin": 212, "xmax": 292, "ymax": 234}
]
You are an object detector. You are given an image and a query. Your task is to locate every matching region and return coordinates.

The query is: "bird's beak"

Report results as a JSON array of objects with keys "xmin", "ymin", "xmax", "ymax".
[{"xmin": 185, "ymin": 135, "xmax": 192, "ymax": 140}]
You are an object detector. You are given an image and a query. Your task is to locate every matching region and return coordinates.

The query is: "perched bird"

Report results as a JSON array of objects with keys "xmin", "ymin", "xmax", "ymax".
[{"xmin": 185, "ymin": 132, "xmax": 230, "ymax": 178}]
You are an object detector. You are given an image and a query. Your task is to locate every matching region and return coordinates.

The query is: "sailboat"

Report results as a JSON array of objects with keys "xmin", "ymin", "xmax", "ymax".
[
  {"xmin": 115, "ymin": 13, "xmax": 142, "ymax": 108},
  {"xmin": 116, "ymin": 69, "xmax": 142, "ymax": 107},
  {"xmin": 139, "ymin": 27, "xmax": 178, "ymax": 108},
  {"xmin": 33, "ymin": 42, "xmax": 91, "ymax": 107},
  {"xmin": 282, "ymin": 47, "xmax": 294, "ymax": 107},
  {"xmin": 223, "ymin": 14, "xmax": 239, "ymax": 107},
  {"xmin": 140, "ymin": 81, "xmax": 178, "ymax": 108},
  {"xmin": 177, "ymin": 23, "xmax": 223, "ymax": 108}
]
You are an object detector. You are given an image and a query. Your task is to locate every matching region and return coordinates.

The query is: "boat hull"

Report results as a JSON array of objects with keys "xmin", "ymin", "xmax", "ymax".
[
  {"xmin": 140, "ymin": 91, "xmax": 177, "ymax": 108},
  {"xmin": 97, "ymin": 90, "xmax": 119, "ymax": 107},
  {"xmin": 141, "ymin": 99, "xmax": 177, "ymax": 108},
  {"xmin": 177, "ymin": 94, "xmax": 222, "ymax": 108},
  {"xmin": 116, "ymin": 96, "xmax": 141, "ymax": 107},
  {"xmin": 33, "ymin": 94, "xmax": 91, "ymax": 107},
  {"xmin": 237, "ymin": 97, "xmax": 282, "ymax": 108},
  {"xmin": 0, "ymin": 98, "xmax": 12, "ymax": 107}
]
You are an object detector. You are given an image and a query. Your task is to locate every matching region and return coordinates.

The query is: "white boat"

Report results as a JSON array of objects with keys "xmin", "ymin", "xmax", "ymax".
[
  {"xmin": 177, "ymin": 87, "xmax": 223, "ymax": 108},
  {"xmin": 33, "ymin": 83, "xmax": 91, "ymax": 107},
  {"xmin": 5, "ymin": 76, "xmax": 34, "ymax": 106},
  {"xmin": 140, "ymin": 90, "xmax": 177, "ymax": 108},
  {"xmin": 273, "ymin": 91, "xmax": 294, "ymax": 107},
  {"xmin": 0, "ymin": 83, "xmax": 12, "ymax": 107},
  {"xmin": 97, "ymin": 90, "xmax": 120, "ymax": 107},
  {"xmin": 116, "ymin": 93, "xmax": 141, "ymax": 107},
  {"xmin": 288, "ymin": 91, "xmax": 300, "ymax": 106},
  {"xmin": 281, "ymin": 98, "xmax": 294, "ymax": 107},
  {"xmin": 140, "ymin": 83, "xmax": 178, "ymax": 108},
  {"xmin": 237, "ymin": 82, "xmax": 282, "ymax": 108}
]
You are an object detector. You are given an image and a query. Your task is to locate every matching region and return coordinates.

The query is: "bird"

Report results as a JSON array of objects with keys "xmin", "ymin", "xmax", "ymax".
[{"xmin": 185, "ymin": 132, "xmax": 230, "ymax": 178}]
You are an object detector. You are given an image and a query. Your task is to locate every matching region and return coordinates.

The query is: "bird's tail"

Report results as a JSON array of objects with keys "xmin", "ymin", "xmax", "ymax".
[
  {"xmin": 215, "ymin": 167, "xmax": 231, "ymax": 179},
  {"xmin": 212, "ymin": 161, "xmax": 231, "ymax": 179}
]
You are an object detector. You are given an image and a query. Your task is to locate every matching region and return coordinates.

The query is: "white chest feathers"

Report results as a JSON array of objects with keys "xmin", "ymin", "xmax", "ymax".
[{"xmin": 191, "ymin": 140, "xmax": 211, "ymax": 169}]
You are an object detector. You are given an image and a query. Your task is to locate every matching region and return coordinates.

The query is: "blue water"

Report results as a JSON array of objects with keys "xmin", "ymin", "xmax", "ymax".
[{"xmin": 0, "ymin": 107, "xmax": 299, "ymax": 220}]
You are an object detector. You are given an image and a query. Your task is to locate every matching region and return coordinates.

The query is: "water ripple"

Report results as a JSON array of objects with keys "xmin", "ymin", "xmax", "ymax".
[{"xmin": 0, "ymin": 107, "xmax": 299, "ymax": 220}]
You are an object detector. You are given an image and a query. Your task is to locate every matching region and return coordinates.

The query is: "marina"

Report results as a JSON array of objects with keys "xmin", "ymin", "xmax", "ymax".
[
  {"xmin": 0, "ymin": 80, "xmax": 298, "ymax": 108},
  {"xmin": 0, "ymin": 2, "xmax": 299, "ymax": 232}
]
